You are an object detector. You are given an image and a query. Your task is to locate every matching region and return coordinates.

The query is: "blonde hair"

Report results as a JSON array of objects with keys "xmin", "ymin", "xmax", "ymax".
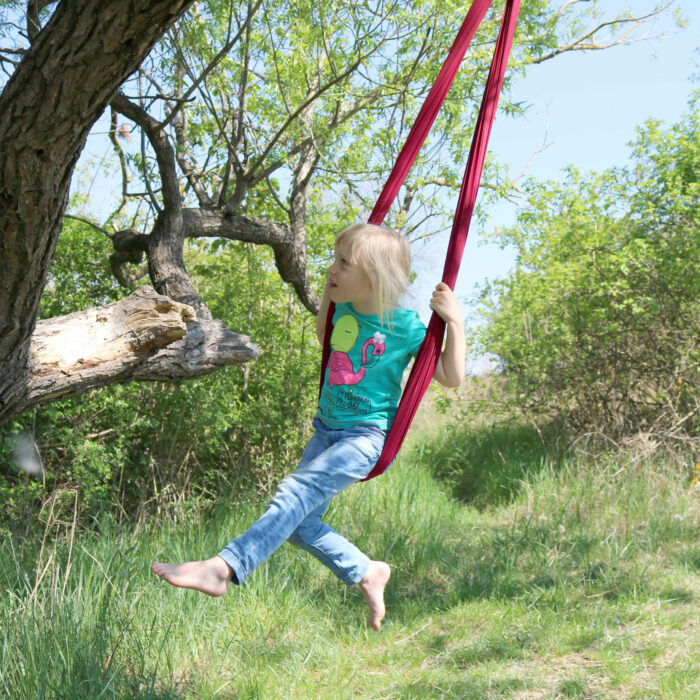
[{"xmin": 335, "ymin": 223, "xmax": 411, "ymax": 325}]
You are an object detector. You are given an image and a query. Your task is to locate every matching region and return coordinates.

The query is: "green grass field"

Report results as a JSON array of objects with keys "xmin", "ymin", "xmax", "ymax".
[{"xmin": 2, "ymin": 412, "xmax": 699, "ymax": 699}]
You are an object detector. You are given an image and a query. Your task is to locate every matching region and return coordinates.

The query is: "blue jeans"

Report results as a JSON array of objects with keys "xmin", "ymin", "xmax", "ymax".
[{"xmin": 218, "ymin": 418, "xmax": 386, "ymax": 586}]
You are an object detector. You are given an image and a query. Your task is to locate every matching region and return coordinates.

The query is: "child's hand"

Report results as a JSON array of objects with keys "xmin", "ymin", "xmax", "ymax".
[{"xmin": 429, "ymin": 282, "xmax": 463, "ymax": 326}]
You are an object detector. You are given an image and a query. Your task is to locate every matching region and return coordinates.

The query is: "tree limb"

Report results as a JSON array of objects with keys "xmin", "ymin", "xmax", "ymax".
[
  {"xmin": 24, "ymin": 285, "xmax": 259, "ymax": 413},
  {"xmin": 108, "ymin": 106, "xmax": 131, "ymax": 203},
  {"xmin": 530, "ymin": 4, "xmax": 672, "ymax": 65},
  {"xmin": 182, "ymin": 208, "xmax": 320, "ymax": 314},
  {"xmin": 110, "ymin": 91, "xmax": 212, "ymax": 320},
  {"xmin": 63, "ymin": 214, "xmax": 113, "ymax": 239},
  {"xmin": 111, "ymin": 92, "xmax": 182, "ymax": 214}
]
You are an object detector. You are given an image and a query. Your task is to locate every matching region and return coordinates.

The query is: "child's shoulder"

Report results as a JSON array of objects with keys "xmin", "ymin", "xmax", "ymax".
[
  {"xmin": 391, "ymin": 306, "xmax": 426, "ymax": 337},
  {"xmin": 393, "ymin": 305, "xmax": 424, "ymax": 323}
]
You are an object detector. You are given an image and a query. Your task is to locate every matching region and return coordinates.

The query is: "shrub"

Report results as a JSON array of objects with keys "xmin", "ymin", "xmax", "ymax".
[{"xmin": 474, "ymin": 97, "xmax": 699, "ymax": 444}]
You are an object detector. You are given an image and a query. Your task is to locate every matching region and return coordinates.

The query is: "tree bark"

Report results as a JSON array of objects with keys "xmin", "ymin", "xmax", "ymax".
[
  {"xmin": 22, "ymin": 286, "xmax": 258, "ymax": 414},
  {"xmin": 0, "ymin": 0, "xmax": 197, "ymax": 425}
]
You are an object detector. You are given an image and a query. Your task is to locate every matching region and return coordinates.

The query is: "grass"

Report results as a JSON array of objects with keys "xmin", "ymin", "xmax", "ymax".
[{"xmin": 1, "ymin": 408, "xmax": 699, "ymax": 698}]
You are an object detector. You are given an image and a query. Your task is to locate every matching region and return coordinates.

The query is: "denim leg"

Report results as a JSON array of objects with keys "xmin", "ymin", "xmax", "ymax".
[
  {"xmin": 287, "ymin": 499, "xmax": 370, "ymax": 585},
  {"xmin": 218, "ymin": 422, "xmax": 384, "ymax": 585}
]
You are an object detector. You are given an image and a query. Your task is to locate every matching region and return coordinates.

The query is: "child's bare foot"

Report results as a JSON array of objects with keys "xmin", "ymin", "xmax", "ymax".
[
  {"xmin": 151, "ymin": 556, "xmax": 232, "ymax": 597},
  {"xmin": 359, "ymin": 560, "xmax": 391, "ymax": 630}
]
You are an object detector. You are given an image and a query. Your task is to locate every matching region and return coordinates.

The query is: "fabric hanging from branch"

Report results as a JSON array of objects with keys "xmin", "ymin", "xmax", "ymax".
[{"xmin": 320, "ymin": 0, "xmax": 522, "ymax": 480}]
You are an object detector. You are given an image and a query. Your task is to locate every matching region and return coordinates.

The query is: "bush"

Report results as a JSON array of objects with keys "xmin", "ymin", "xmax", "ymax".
[
  {"xmin": 0, "ymin": 227, "xmax": 320, "ymax": 532},
  {"xmin": 475, "ymin": 96, "xmax": 699, "ymax": 444}
]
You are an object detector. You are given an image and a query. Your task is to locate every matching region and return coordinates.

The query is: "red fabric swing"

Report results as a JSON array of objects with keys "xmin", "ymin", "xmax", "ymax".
[{"xmin": 320, "ymin": 0, "xmax": 522, "ymax": 480}]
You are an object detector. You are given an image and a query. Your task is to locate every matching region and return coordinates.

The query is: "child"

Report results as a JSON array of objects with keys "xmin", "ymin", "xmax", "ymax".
[{"xmin": 152, "ymin": 223, "xmax": 466, "ymax": 629}]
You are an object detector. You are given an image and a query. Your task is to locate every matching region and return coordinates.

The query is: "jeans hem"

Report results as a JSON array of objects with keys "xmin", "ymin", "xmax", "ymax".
[
  {"xmin": 217, "ymin": 549, "xmax": 244, "ymax": 585},
  {"xmin": 345, "ymin": 560, "xmax": 370, "ymax": 586}
]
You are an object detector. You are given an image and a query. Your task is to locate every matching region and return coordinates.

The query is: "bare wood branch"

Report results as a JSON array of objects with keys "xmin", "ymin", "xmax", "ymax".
[
  {"xmin": 167, "ymin": 28, "xmax": 243, "ymax": 203},
  {"xmin": 24, "ymin": 286, "xmax": 259, "ymax": 413},
  {"xmin": 219, "ymin": 0, "xmax": 256, "ymax": 206},
  {"xmin": 222, "ymin": 32, "xmax": 437, "ymax": 204},
  {"xmin": 512, "ymin": 140, "xmax": 553, "ymax": 185},
  {"xmin": 553, "ymin": 0, "xmax": 592, "ymax": 23}
]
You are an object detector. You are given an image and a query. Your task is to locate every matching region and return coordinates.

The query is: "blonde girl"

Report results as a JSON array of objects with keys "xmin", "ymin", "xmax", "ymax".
[{"xmin": 152, "ymin": 224, "xmax": 466, "ymax": 629}]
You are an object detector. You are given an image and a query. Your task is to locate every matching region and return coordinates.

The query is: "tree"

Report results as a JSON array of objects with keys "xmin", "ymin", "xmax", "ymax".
[
  {"xmin": 475, "ymin": 94, "xmax": 700, "ymax": 442},
  {"xmin": 0, "ymin": 0, "xmax": 203, "ymax": 425},
  {"xmin": 0, "ymin": 0, "xmax": 675, "ymax": 426}
]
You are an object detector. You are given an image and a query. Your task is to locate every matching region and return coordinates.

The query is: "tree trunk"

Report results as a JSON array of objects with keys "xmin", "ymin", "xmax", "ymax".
[{"xmin": 0, "ymin": 0, "xmax": 195, "ymax": 425}]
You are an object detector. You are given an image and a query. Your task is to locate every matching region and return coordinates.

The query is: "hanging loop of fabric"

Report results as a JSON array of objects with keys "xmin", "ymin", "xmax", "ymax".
[{"xmin": 319, "ymin": 0, "xmax": 522, "ymax": 480}]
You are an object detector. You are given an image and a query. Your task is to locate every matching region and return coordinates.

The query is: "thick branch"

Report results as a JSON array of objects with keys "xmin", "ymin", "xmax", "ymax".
[
  {"xmin": 182, "ymin": 208, "xmax": 319, "ymax": 314},
  {"xmin": 111, "ymin": 92, "xmax": 182, "ymax": 214},
  {"xmin": 111, "ymin": 93, "xmax": 213, "ymax": 319},
  {"xmin": 109, "ymin": 228, "xmax": 150, "ymax": 287},
  {"xmin": 24, "ymin": 286, "xmax": 259, "ymax": 413},
  {"xmin": 109, "ymin": 106, "xmax": 130, "ymax": 202}
]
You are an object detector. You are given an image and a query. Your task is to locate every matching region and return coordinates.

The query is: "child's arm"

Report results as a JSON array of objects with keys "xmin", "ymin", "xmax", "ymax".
[
  {"xmin": 316, "ymin": 278, "xmax": 333, "ymax": 345},
  {"xmin": 429, "ymin": 282, "xmax": 466, "ymax": 388}
]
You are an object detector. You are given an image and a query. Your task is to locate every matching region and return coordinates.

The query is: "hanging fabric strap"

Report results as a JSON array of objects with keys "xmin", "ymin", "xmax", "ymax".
[{"xmin": 320, "ymin": 0, "xmax": 521, "ymax": 480}]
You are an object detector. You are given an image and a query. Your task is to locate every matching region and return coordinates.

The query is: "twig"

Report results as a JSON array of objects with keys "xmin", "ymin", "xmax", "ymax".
[
  {"xmin": 63, "ymin": 214, "xmax": 113, "ymax": 239},
  {"xmin": 394, "ymin": 619, "xmax": 432, "ymax": 645},
  {"xmin": 160, "ymin": 0, "xmax": 264, "ymax": 129}
]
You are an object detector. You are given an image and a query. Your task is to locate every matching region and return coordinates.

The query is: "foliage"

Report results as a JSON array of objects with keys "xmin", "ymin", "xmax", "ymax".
[
  {"xmin": 39, "ymin": 217, "xmax": 123, "ymax": 318},
  {"xmin": 0, "ymin": 223, "xmax": 319, "ymax": 533},
  {"xmin": 474, "ymin": 96, "xmax": 700, "ymax": 442},
  {"xmin": 94, "ymin": 0, "xmax": 671, "ymax": 239}
]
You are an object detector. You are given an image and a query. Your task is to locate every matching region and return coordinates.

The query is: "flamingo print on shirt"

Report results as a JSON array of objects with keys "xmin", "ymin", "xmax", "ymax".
[{"xmin": 328, "ymin": 315, "xmax": 386, "ymax": 387}]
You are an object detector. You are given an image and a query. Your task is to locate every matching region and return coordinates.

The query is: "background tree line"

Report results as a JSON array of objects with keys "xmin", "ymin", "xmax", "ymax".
[{"xmin": 474, "ymin": 94, "xmax": 699, "ymax": 447}]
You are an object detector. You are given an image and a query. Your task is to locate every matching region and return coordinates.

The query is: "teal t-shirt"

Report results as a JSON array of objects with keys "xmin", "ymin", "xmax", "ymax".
[{"xmin": 317, "ymin": 303, "xmax": 427, "ymax": 430}]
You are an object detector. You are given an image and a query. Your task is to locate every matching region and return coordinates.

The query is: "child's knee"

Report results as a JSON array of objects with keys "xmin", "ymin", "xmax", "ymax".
[{"xmin": 288, "ymin": 519, "xmax": 324, "ymax": 547}]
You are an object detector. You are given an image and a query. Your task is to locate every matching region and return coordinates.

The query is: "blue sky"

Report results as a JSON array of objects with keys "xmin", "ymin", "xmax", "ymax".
[{"xmin": 412, "ymin": 0, "xmax": 699, "ymax": 329}]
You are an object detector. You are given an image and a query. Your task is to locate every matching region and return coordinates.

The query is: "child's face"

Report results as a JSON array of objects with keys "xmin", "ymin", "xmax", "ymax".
[{"xmin": 328, "ymin": 241, "xmax": 376, "ymax": 313}]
